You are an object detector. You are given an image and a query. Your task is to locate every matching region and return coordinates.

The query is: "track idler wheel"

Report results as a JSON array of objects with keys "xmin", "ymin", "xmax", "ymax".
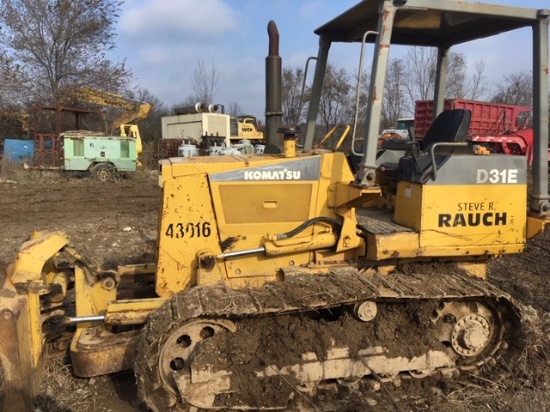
[{"xmin": 136, "ymin": 318, "xmax": 236, "ymax": 411}]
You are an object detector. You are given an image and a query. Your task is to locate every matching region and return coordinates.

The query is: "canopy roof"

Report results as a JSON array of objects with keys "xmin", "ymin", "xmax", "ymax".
[{"xmin": 315, "ymin": 0, "xmax": 548, "ymax": 48}]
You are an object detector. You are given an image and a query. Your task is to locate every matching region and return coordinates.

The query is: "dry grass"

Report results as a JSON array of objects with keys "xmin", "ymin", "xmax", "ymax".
[
  {"xmin": 36, "ymin": 356, "xmax": 79, "ymax": 410},
  {"xmin": 511, "ymin": 305, "xmax": 550, "ymax": 389},
  {"xmin": 0, "ymin": 155, "xmax": 157, "ymax": 185},
  {"xmin": 35, "ymin": 355, "xmax": 102, "ymax": 412},
  {"xmin": 139, "ymin": 141, "xmax": 161, "ymax": 170},
  {"xmin": 0, "ymin": 157, "xmax": 66, "ymax": 183}
]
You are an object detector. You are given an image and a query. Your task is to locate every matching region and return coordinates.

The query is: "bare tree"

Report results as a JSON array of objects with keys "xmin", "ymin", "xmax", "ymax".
[
  {"xmin": 446, "ymin": 53, "xmax": 468, "ymax": 99},
  {"xmin": 227, "ymin": 101, "xmax": 243, "ymax": 117},
  {"xmin": 382, "ymin": 58, "xmax": 409, "ymax": 129},
  {"xmin": 171, "ymin": 96, "xmax": 202, "ymax": 114},
  {"xmin": 467, "ymin": 61, "xmax": 489, "ymax": 100},
  {"xmin": 405, "ymin": 47, "xmax": 437, "ymax": 103},
  {"xmin": 312, "ymin": 64, "xmax": 360, "ymax": 149},
  {"xmin": 491, "ymin": 71, "xmax": 533, "ymax": 106},
  {"xmin": 282, "ymin": 66, "xmax": 306, "ymax": 125},
  {"xmin": 0, "ymin": 0, "xmax": 130, "ymax": 106},
  {"xmin": 192, "ymin": 58, "xmax": 219, "ymax": 104},
  {"xmin": 405, "ymin": 46, "xmax": 489, "ymax": 105},
  {"xmin": 318, "ymin": 64, "xmax": 354, "ymax": 130},
  {"xmin": 446, "ymin": 53, "xmax": 489, "ymax": 100},
  {"xmin": 130, "ymin": 88, "xmax": 169, "ymax": 143}
]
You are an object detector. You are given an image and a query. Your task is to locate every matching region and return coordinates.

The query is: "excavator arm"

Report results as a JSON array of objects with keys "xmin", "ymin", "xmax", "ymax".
[{"xmin": 71, "ymin": 87, "xmax": 153, "ymax": 133}]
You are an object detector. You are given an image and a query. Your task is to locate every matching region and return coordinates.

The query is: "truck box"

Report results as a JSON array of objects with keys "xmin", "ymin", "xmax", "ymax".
[{"xmin": 414, "ymin": 99, "xmax": 532, "ymax": 139}]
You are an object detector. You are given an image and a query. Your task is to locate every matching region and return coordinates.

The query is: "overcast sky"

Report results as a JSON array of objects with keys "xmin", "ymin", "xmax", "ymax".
[{"xmin": 107, "ymin": 0, "xmax": 550, "ymax": 118}]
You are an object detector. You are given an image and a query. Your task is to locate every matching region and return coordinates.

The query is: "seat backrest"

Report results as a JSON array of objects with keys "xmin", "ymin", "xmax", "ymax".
[{"xmin": 419, "ymin": 109, "xmax": 471, "ymax": 151}]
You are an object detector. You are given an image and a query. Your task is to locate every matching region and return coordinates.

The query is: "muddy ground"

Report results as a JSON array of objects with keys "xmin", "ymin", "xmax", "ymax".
[{"xmin": 0, "ymin": 169, "xmax": 548, "ymax": 412}]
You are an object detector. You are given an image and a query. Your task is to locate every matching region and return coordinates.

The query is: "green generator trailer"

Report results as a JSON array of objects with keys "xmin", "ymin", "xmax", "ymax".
[{"xmin": 61, "ymin": 130, "xmax": 140, "ymax": 182}]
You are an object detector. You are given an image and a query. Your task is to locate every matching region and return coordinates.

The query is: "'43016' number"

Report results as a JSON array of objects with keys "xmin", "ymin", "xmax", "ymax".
[{"xmin": 165, "ymin": 222, "xmax": 211, "ymax": 238}]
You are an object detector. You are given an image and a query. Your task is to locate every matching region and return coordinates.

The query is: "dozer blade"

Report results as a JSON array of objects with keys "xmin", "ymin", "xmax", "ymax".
[
  {"xmin": 0, "ymin": 232, "xmax": 70, "ymax": 412},
  {"xmin": 0, "ymin": 283, "xmax": 42, "ymax": 412}
]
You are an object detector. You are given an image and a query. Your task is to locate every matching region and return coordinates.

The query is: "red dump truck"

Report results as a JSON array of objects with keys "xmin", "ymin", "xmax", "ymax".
[{"xmin": 414, "ymin": 98, "xmax": 550, "ymax": 163}]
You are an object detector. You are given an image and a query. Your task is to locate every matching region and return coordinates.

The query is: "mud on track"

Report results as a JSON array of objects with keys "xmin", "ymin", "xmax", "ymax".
[{"xmin": 0, "ymin": 171, "xmax": 548, "ymax": 412}]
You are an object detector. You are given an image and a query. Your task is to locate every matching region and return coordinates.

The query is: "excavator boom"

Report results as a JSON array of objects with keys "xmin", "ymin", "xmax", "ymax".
[{"xmin": 71, "ymin": 86, "xmax": 153, "ymax": 133}]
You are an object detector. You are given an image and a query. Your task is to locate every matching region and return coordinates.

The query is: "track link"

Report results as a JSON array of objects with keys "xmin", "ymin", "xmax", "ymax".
[{"xmin": 135, "ymin": 266, "xmax": 522, "ymax": 411}]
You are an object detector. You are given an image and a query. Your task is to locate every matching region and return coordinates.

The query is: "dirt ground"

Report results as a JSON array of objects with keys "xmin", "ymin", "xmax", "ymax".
[{"xmin": 0, "ymin": 169, "xmax": 549, "ymax": 412}]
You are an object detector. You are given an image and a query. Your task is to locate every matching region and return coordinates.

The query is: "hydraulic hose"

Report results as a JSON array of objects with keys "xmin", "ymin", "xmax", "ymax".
[{"xmin": 276, "ymin": 217, "xmax": 342, "ymax": 240}]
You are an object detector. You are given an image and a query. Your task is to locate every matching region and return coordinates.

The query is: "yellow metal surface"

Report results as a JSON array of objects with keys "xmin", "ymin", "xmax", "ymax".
[
  {"xmin": 105, "ymin": 298, "xmax": 168, "ymax": 325},
  {"xmin": 526, "ymin": 214, "xmax": 549, "ymax": 239},
  {"xmin": 231, "ymin": 116, "xmax": 264, "ymax": 141},
  {"xmin": 334, "ymin": 208, "xmax": 364, "ymax": 252},
  {"xmin": 70, "ymin": 326, "xmax": 141, "ymax": 377},
  {"xmin": 71, "ymin": 87, "xmax": 152, "ymax": 131},
  {"xmin": 156, "ymin": 152, "xmax": 365, "ymax": 294},
  {"xmin": 317, "ymin": 124, "xmax": 350, "ymax": 151},
  {"xmin": 8, "ymin": 231, "xmax": 69, "ymax": 282},
  {"xmin": 74, "ymin": 265, "xmax": 116, "ymax": 329},
  {"xmin": 7, "ymin": 232, "xmax": 70, "ymax": 366},
  {"xmin": 156, "ymin": 172, "xmax": 223, "ymax": 295},
  {"xmin": 218, "ymin": 183, "xmax": 312, "ymax": 223},
  {"xmin": 332, "ymin": 182, "xmax": 382, "ymax": 208},
  {"xmin": 394, "ymin": 181, "xmax": 527, "ymax": 257},
  {"xmin": 0, "ymin": 288, "xmax": 42, "ymax": 411},
  {"xmin": 264, "ymin": 232, "xmax": 338, "ymax": 255},
  {"xmin": 394, "ymin": 182, "xmax": 423, "ymax": 231},
  {"xmin": 365, "ymin": 231, "xmax": 419, "ymax": 260},
  {"xmin": 117, "ymin": 263, "xmax": 156, "ymax": 276},
  {"xmin": 0, "ymin": 231, "xmax": 71, "ymax": 411},
  {"xmin": 283, "ymin": 138, "xmax": 296, "ymax": 158}
]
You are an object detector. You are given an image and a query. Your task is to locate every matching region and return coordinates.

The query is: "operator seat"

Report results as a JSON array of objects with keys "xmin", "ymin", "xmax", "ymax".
[
  {"xmin": 417, "ymin": 109, "xmax": 471, "ymax": 151},
  {"xmin": 377, "ymin": 109, "xmax": 471, "ymax": 186},
  {"xmin": 399, "ymin": 109, "xmax": 471, "ymax": 183}
]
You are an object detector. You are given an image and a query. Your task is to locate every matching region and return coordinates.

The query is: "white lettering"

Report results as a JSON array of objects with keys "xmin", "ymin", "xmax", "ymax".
[
  {"xmin": 244, "ymin": 169, "xmax": 301, "ymax": 181},
  {"xmin": 477, "ymin": 169, "xmax": 488, "ymax": 183},
  {"xmin": 476, "ymin": 169, "xmax": 519, "ymax": 184}
]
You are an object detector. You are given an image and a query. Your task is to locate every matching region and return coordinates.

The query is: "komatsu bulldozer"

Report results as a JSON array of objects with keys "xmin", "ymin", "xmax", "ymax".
[{"xmin": 1, "ymin": 1, "xmax": 549, "ymax": 411}]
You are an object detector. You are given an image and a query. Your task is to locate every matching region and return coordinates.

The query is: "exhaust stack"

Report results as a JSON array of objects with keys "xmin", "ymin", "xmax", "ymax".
[
  {"xmin": 265, "ymin": 21, "xmax": 283, "ymax": 148},
  {"xmin": 173, "ymin": 103, "xmax": 206, "ymax": 115}
]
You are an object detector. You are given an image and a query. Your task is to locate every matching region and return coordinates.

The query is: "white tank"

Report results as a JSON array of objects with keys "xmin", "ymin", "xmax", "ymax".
[{"xmin": 178, "ymin": 144, "xmax": 199, "ymax": 157}]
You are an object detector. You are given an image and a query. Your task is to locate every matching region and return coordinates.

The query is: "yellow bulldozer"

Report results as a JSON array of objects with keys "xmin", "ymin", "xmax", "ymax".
[{"xmin": 1, "ymin": 1, "xmax": 549, "ymax": 411}]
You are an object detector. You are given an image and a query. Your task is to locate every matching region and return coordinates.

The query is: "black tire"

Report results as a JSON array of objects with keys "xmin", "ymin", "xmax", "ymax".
[{"xmin": 91, "ymin": 163, "xmax": 117, "ymax": 182}]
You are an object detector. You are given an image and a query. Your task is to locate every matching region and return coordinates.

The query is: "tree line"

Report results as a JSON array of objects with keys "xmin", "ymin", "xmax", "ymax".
[
  {"xmin": 281, "ymin": 48, "xmax": 535, "ymax": 145},
  {"xmin": 0, "ymin": 0, "xmax": 540, "ymax": 147}
]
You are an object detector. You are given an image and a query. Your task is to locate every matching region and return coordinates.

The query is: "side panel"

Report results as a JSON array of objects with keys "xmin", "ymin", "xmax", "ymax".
[
  {"xmin": 395, "ymin": 155, "xmax": 527, "ymax": 256},
  {"xmin": 156, "ymin": 152, "xmax": 358, "ymax": 294},
  {"xmin": 161, "ymin": 113, "xmax": 231, "ymax": 144},
  {"xmin": 420, "ymin": 184, "xmax": 526, "ymax": 254},
  {"xmin": 209, "ymin": 156, "xmax": 322, "ymax": 280},
  {"xmin": 63, "ymin": 136, "xmax": 137, "ymax": 171},
  {"xmin": 156, "ymin": 174, "xmax": 222, "ymax": 296}
]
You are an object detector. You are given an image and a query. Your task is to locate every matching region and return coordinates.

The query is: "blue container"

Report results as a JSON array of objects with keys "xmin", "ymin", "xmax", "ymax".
[{"xmin": 3, "ymin": 139, "xmax": 34, "ymax": 163}]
